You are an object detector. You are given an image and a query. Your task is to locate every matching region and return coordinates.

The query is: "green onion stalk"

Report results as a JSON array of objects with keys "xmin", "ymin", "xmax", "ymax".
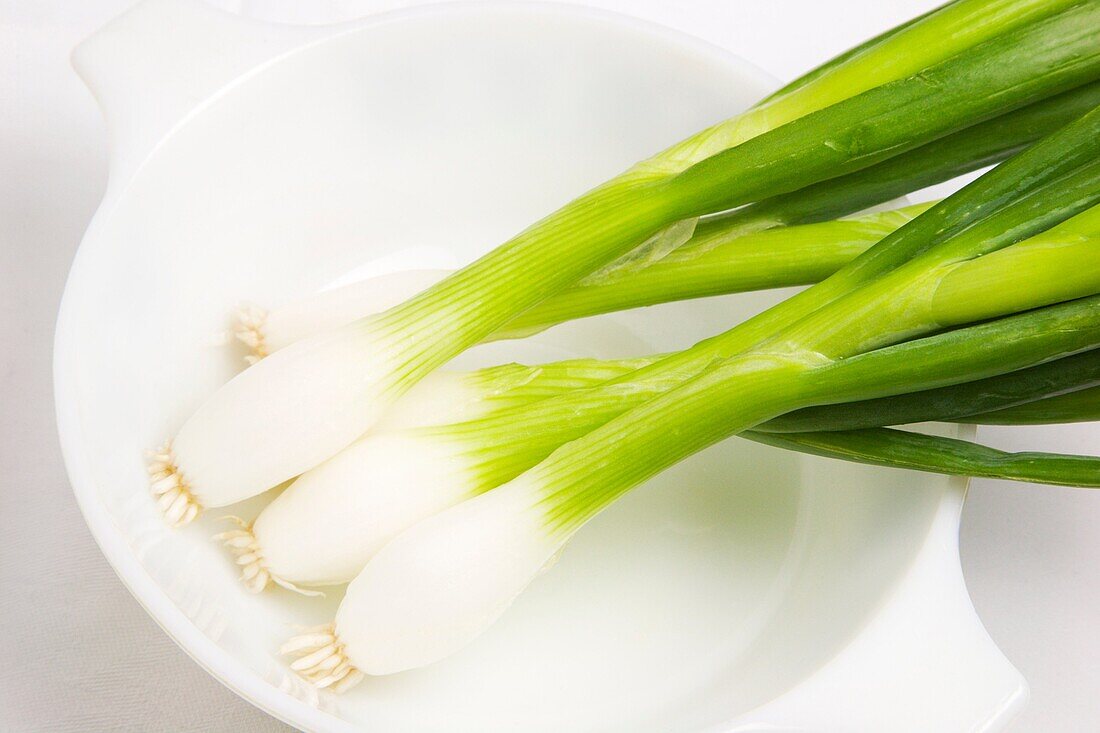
[
  {"xmin": 708, "ymin": 347, "xmax": 1100, "ymax": 486},
  {"xmin": 241, "ymin": 205, "xmax": 928, "ymax": 359},
  {"xmin": 764, "ymin": 348, "xmax": 1100, "ymax": 431},
  {"xmin": 969, "ymin": 385, "xmax": 1100, "ymax": 425},
  {"xmin": 747, "ymin": 427, "xmax": 1100, "ymax": 488},
  {"xmin": 681, "ymin": 79, "xmax": 1100, "ymax": 243},
  {"xmin": 239, "ymin": 80, "xmax": 1100, "ymax": 357}
]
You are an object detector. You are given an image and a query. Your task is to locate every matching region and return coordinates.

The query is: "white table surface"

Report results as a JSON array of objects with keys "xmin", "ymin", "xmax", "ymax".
[{"xmin": 2, "ymin": 1, "xmax": 1096, "ymax": 730}]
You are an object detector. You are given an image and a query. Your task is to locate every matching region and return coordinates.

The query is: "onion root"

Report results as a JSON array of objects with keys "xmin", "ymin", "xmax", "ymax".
[{"xmin": 280, "ymin": 623, "xmax": 363, "ymax": 692}]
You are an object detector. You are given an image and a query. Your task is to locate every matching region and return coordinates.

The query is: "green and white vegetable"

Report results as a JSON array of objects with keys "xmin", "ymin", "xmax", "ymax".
[
  {"xmin": 282, "ymin": 102, "xmax": 1100, "ymax": 682},
  {"xmin": 234, "ymin": 80, "xmax": 1100, "ymax": 360},
  {"xmin": 149, "ymin": 0, "xmax": 1094, "ymax": 525},
  {"xmin": 234, "ymin": 209, "xmax": 911, "ymax": 362},
  {"xmin": 125, "ymin": 0, "xmax": 1100, "ymax": 698},
  {"xmin": 230, "ymin": 210, "xmax": 908, "ymax": 364}
]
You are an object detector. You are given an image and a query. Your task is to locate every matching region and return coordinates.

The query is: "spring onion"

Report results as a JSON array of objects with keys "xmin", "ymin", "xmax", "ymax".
[
  {"xmin": 237, "ymin": 80, "xmax": 1100, "ymax": 358},
  {"xmin": 149, "ymin": 0, "xmax": 1098, "ymax": 525},
  {"xmin": 235, "ymin": 206, "xmax": 925, "ymax": 364},
  {"xmin": 278, "ymin": 102, "xmax": 1100, "ymax": 679}
]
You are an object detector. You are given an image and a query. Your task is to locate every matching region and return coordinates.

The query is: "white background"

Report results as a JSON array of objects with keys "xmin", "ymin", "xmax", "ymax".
[{"xmin": 2, "ymin": 1, "xmax": 1097, "ymax": 730}]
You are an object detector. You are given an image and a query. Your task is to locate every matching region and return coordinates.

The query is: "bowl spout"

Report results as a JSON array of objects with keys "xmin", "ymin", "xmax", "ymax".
[{"xmin": 71, "ymin": 0, "xmax": 329, "ymax": 185}]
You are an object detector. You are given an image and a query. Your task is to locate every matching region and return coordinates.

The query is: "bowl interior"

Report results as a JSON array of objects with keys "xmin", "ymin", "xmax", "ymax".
[{"xmin": 57, "ymin": 6, "xmax": 960, "ymax": 732}]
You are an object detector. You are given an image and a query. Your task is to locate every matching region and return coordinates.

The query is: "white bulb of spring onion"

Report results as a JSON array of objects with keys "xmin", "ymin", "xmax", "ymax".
[
  {"xmin": 282, "ymin": 477, "xmax": 562, "ymax": 682},
  {"xmin": 223, "ymin": 431, "xmax": 478, "ymax": 591},
  {"xmin": 235, "ymin": 269, "xmax": 450, "ymax": 362},
  {"xmin": 149, "ymin": 324, "xmax": 404, "ymax": 525}
]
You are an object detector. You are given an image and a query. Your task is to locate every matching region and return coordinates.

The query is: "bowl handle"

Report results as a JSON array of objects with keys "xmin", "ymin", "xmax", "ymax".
[
  {"xmin": 725, "ymin": 485, "xmax": 1028, "ymax": 733},
  {"xmin": 71, "ymin": 0, "xmax": 330, "ymax": 185}
]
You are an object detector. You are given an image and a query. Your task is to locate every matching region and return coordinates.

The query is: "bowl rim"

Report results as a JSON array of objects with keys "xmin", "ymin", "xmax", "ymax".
[{"xmin": 54, "ymin": 2, "xmax": 782, "ymax": 731}]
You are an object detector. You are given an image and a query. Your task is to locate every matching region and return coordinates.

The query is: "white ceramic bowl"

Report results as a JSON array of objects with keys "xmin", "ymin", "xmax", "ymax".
[{"xmin": 56, "ymin": 1, "xmax": 1027, "ymax": 730}]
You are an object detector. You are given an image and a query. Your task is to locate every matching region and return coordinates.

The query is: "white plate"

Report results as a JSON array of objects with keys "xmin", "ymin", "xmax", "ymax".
[{"xmin": 56, "ymin": 1, "xmax": 1026, "ymax": 730}]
